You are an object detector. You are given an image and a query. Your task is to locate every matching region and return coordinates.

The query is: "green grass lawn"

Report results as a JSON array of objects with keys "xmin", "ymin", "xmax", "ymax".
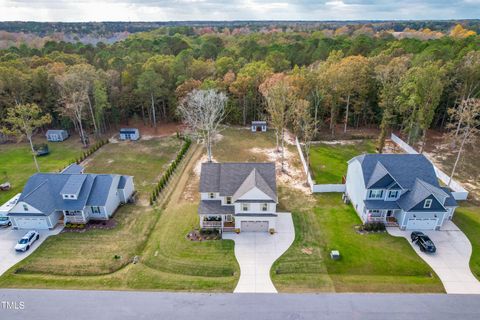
[
  {"xmin": 453, "ymin": 205, "xmax": 480, "ymax": 280},
  {"xmin": 0, "ymin": 136, "xmax": 86, "ymax": 204},
  {"xmin": 309, "ymin": 140, "xmax": 376, "ymax": 184}
]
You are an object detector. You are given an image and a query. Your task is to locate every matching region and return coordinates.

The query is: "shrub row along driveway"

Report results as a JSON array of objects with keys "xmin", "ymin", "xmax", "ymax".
[{"xmin": 388, "ymin": 221, "xmax": 480, "ymax": 294}]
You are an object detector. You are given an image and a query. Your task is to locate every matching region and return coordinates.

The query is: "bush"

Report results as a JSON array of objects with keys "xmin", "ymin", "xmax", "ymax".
[{"xmin": 363, "ymin": 222, "xmax": 386, "ymax": 232}]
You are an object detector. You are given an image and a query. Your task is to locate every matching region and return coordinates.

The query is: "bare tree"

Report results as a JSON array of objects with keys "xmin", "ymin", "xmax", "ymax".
[
  {"xmin": 178, "ymin": 89, "xmax": 227, "ymax": 162},
  {"xmin": 292, "ymin": 98, "xmax": 317, "ymax": 168},
  {"xmin": 447, "ymin": 98, "xmax": 480, "ymax": 186}
]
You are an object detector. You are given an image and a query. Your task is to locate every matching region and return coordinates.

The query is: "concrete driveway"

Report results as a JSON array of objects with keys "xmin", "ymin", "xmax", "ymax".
[
  {"xmin": 388, "ymin": 221, "xmax": 480, "ymax": 294},
  {"xmin": 0, "ymin": 226, "xmax": 63, "ymax": 276},
  {"xmin": 223, "ymin": 212, "xmax": 295, "ymax": 293}
]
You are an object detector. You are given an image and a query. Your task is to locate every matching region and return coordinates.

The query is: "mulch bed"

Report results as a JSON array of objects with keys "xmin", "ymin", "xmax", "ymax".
[
  {"xmin": 62, "ymin": 219, "xmax": 118, "ymax": 233},
  {"xmin": 186, "ymin": 229, "xmax": 221, "ymax": 241}
]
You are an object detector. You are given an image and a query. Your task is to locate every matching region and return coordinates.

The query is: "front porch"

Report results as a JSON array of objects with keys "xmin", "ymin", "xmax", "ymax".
[
  {"xmin": 200, "ymin": 215, "xmax": 236, "ymax": 232},
  {"xmin": 365, "ymin": 209, "xmax": 400, "ymax": 227}
]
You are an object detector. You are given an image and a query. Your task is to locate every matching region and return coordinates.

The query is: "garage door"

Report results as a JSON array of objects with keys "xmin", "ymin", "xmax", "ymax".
[
  {"xmin": 406, "ymin": 218, "xmax": 438, "ymax": 230},
  {"xmin": 241, "ymin": 221, "xmax": 269, "ymax": 232},
  {"xmin": 14, "ymin": 217, "xmax": 49, "ymax": 230}
]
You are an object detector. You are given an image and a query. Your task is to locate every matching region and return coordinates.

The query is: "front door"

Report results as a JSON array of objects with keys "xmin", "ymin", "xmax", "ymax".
[{"xmin": 386, "ymin": 210, "xmax": 394, "ymax": 217}]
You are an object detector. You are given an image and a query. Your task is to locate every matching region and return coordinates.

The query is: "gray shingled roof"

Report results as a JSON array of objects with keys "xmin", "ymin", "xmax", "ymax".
[
  {"xmin": 62, "ymin": 164, "xmax": 84, "ymax": 174},
  {"xmin": 198, "ymin": 200, "xmax": 235, "ymax": 215},
  {"xmin": 232, "ymin": 168, "xmax": 277, "ymax": 202},
  {"xmin": 364, "ymin": 200, "xmax": 400, "ymax": 210},
  {"xmin": 199, "ymin": 162, "xmax": 277, "ymax": 201}
]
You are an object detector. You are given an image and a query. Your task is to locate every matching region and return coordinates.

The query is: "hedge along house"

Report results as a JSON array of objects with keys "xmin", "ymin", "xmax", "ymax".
[
  {"xmin": 46, "ymin": 129, "xmax": 69, "ymax": 142},
  {"xmin": 345, "ymin": 154, "xmax": 458, "ymax": 231},
  {"xmin": 119, "ymin": 128, "xmax": 140, "ymax": 141},
  {"xmin": 7, "ymin": 165, "xmax": 135, "ymax": 229},
  {"xmin": 199, "ymin": 162, "xmax": 278, "ymax": 233},
  {"xmin": 251, "ymin": 121, "xmax": 267, "ymax": 132}
]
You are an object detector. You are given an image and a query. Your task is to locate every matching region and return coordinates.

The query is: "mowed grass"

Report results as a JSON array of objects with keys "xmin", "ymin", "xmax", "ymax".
[
  {"xmin": 453, "ymin": 205, "xmax": 480, "ymax": 280},
  {"xmin": 0, "ymin": 136, "xmax": 85, "ymax": 204},
  {"xmin": 309, "ymin": 140, "xmax": 376, "ymax": 184}
]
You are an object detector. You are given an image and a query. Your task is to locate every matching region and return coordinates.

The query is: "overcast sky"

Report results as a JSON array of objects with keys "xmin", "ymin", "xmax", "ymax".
[{"xmin": 0, "ymin": 0, "xmax": 479, "ymax": 22}]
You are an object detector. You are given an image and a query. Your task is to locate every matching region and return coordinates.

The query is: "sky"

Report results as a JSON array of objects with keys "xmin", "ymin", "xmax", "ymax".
[{"xmin": 0, "ymin": 0, "xmax": 479, "ymax": 22}]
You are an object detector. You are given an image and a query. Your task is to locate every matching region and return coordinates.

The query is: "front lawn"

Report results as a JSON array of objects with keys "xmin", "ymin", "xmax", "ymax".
[
  {"xmin": 453, "ymin": 205, "xmax": 480, "ymax": 280},
  {"xmin": 309, "ymin": 140, "xmax": 376, "ymax": 184}
]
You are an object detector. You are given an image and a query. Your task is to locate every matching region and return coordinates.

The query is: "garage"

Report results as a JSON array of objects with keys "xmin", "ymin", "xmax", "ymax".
[
  {"xmin": 241, "ymin": 221, "xmax": 269, "ymax": 232},
  {"xmin": 12, "ymin": 217, "xmax": 50, "ymax": 230},
  {"xmin": 406, "ymin": 218, "xmax": 438, "ymax": 230}
]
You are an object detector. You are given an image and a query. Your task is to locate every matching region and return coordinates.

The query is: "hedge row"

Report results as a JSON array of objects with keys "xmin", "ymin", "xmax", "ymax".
[{"xmin": 150, "ymin": 137, "xmax": 192, "ymax": 205}]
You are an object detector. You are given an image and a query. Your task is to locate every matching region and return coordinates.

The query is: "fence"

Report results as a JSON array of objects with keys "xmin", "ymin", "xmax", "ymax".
[
  {"xmin": 295, "ymin": 137, "xmax": 346, "ymax": 193},
  {"xmin": 390, "ymin": 133, "xmax": 468, "ymax": 201}
]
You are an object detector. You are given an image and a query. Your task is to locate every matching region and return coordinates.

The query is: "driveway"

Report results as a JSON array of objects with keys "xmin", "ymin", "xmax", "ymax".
[
  {"xmin": 388, "ymin": 220, "xmax": 480, "ymax": 294},
  {"xmin": 0, "ymin": 226, "xmax": 63, "ymax": 276},
  {"xmin": 223, "ymin": 212, "xmax": 295, "ymax": 293}
]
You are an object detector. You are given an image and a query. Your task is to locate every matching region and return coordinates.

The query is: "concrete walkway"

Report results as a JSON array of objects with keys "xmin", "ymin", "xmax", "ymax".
[
  {"xmin": 388, "ymin": 221, "xmax": 480, "ymax": 294},
  {"xmin": 0, "ymin": 226, "xmax": 63, "ymax": 276},
  {"xmin": 223, "ymin": 212, "xmax": 295, "ymax": 293}
]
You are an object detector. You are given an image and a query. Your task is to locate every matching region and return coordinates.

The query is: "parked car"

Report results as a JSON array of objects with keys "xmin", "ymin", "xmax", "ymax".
[
  {"xmin": 0, "ymin": 216, "xmax": 11, "ymax": 227},
  {"xmin": 14, "ymin": 230, "xmax": 40, "ymax": 252},
  {"xmin": 411, "ymin": 231, "xmax": 436, "ymax": 253}
]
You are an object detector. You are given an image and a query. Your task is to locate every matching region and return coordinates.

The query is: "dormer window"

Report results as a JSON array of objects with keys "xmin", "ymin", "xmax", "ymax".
[
  {"xmin": 387, "ymin": 190, "xmax": 399, "ymax": 199},
  {"xmin": 424, "ymin": 199, "xmax": 433, "ymax": 209},
  {"xmin": 368, "ymin": 189, "xmax": 383, "ymax": 199},
  {"xmin": 209, "ymin": 193, "xmax": 215, "ymax": 199}
]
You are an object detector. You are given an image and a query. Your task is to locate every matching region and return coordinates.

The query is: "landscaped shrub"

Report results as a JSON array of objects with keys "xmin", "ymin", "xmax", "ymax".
[{"xmin": 362, "ymin": 222, "xmax": 386, "ymax": 232}]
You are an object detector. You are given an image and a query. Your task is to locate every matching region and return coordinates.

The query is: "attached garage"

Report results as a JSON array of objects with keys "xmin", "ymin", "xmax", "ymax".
[
  {"xmin": 406, "ymin": 218, "xmax": 438, "ymax": 230},
  {"xmin": 11, "ymin": 217, "xmax": 50, "ymax": 230},
  {"xmin": 241, "ymin": 221, "xmax": 269, "ymax": 232}
]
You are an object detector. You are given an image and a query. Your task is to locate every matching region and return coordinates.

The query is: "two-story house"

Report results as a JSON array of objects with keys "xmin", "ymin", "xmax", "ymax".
[
  {"xmin": 345, "ymin": 154, "xmax": 458, "ymax": 230},
  {"xmin": 7, "ymin": 165, "xmax": 135, "ymax": 230},
  {"xmin": 198, "ymin": 162, "xmax": 278, "ymax": 232}
]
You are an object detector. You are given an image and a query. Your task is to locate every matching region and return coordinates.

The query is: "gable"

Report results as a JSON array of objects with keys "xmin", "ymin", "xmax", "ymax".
[
  {"xmin": 9, "ymin": 201, "xmax": 44, "ymax": 215},
  {"xmin": 369, "ymin": 174, "xmax": 395, "ymax": 189},
  {"xmin": 408, "ymin": 194, "xmax": 446, "ymax": 212},
  {"xmin": 236, "ymin": 187, "xmax": 273, "ymax": 201}
]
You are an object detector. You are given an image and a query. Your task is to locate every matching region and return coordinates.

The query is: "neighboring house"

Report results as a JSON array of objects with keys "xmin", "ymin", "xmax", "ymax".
[
  {"xmin": 119, "ymin": 128, "xmax": 140, "ymax": 141},
  {"xmin": 251, "ymin": 121, "xmax": 267, "ymax": 132},
  {"xmin": 345, "ymin": 154, "xmax": 458, "ymax": 230},
  {"xmin": 7, "ymin": 165, "xmax": 135, "ymax": 230},
  {"xmin": 199, "ymin": 162, "xmax": 278, "ymax": 232},
  {"xmin": 46, "ymin": 129, "xmax": 69, "ymax": 142}
]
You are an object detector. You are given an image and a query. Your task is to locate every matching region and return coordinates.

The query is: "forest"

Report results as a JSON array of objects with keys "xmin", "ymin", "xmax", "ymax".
[{"xmin": 0, "ymin": 22, "xmax": 479, "ymax": 155}]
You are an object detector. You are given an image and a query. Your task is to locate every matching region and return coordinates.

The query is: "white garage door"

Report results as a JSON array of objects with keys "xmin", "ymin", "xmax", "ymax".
[
  {"xmin": 14, "ymin": 217, "xmax": 49, "ymax": 230},
  {"xmin": 406, "ymin": 218, "xmax": 438, "ymax": 230},
  {"xmin": 241, "ymin": 221, "xmax": 269, "ymax": 232}
]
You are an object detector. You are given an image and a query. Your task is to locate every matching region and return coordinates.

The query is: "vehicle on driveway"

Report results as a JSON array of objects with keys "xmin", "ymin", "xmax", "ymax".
[
  {"xmin": 0, "ymin": 216, "xmax": 11, "ymax": 227},
  {"xmin": 14, "ymin": 230, "xmax": 40, "ymax": 252},
  {"xmin": 411, "ymin": 231, "xmax": 436, "ymax": 253}
]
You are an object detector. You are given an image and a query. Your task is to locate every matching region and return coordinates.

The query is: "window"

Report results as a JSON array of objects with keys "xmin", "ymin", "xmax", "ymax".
[
  {"xmin": 387, "ymin": 190, "xmax": 399, "ymax": 199},
  {"xmin": 261, "ymin": 203, "xmax": 268, "ymax": 211},
  {"xmin": 226, "ymin": 197, "xmax": 232, "ymax": 204},
  {"xmin": 70, "ymin": 195, "xmax": 75, "ymax": 198},
  {"xmin": 91, "ymin": 206, "xmax": 101, "ymax": 214},
  {"xmin": 23, "ymin": 204, "xmax": 28, "ymax": 211},
  {"xmin": 368, "ymin": 189, "xmax": 383, "ymax": 199},
  {"xmin": 225, "ymin": 215, "xmax": 233, "ymax": 222},
  {"xmin": 424, "ymin": 199, "xmax": 433, "ymax": 209},
  {"xmin": 208, "ymin": 193, "xmax": 215, "ymax": 199},
  {"xmin": 242, "ymin": 203, "xmax": 249, "ymax": 211},
  {"xmin": 368, "ymin": 210, "xmax": 382, "ymax": 217}
]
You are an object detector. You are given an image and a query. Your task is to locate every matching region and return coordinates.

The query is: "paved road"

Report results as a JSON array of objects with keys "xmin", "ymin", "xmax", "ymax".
[
  {"xmin": 223, "ymin": 212, "xmax": 295, "ymax": 293},
  {"xmin": 1, "ymin": 289, "xmax": 480, "ymax": 320},
  {"xmin": 388, "ymin": 221, "xmax": 480, "ymax": 294}
]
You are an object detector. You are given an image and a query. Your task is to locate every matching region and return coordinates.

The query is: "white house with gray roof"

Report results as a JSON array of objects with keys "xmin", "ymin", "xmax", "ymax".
[
  {"xmin": 345, "ymin": 154, "xmax": 458, "ymax": 230},
  {"xmin": 7, "ymin": 165, "xmax": 134, "ymax": 230},
  {"xmin": 199, "ymin": 162, "xmax": 278, "ymax": 232}
]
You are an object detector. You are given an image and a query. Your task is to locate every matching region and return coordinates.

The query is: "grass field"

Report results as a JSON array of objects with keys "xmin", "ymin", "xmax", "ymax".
[
  {"xmin": 0, "ymin": 136, "xmax": 86, "ymax": 204},
  {"xmin": 309, "ymin": 140, "xmax": 376, "ymax": 184},
  {"xmin": 453, "ymin": 205, "xmax": 480, "ymax": 280}
]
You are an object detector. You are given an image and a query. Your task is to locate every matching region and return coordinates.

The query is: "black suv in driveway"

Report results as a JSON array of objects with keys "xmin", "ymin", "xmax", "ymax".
[{"xmin": 411, "ymin": 231, "xmax": 436, "ymax": 253}]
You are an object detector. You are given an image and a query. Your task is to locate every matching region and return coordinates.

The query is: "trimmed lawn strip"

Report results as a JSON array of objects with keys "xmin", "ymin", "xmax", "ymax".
[{"xmin": 453, "ymin": 205, "xmax": 480, "ymax": 280}]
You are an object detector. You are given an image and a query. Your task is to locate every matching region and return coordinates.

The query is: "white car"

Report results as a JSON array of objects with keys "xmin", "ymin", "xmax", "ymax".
[
  {"xmin": 0, "ymin": 216, "xmax": 11, "ymax": 227},
  {"xmin": 15, "ymin": 230, "xmax": 40, "ymax": 252}
]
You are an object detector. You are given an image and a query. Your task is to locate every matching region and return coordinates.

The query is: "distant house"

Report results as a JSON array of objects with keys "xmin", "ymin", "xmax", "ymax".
[
  {"xmin": 119, "ymin": 128, "xmax": 140, "ymax": 141},
  {"xmin": 7, "ymin": 165, "xmax": 135, "ymax": 230},
  {"xmin": 199, "ymin": 162, "xmax": 278, "ymax": 232},
  {"xmin": 251, "ymin": 121, "xmax": 267, "ymax": 132},
  {"xmin": 46, "ymin": 129, "xmax": 69, "ymax": 142},
  {"xmin": 345, "ymin": 154, "xmax": 458, "ymax": 230}
]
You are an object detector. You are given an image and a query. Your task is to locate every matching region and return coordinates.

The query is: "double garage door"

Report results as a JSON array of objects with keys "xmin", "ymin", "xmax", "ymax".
[
  {"xmin": 241, "ymin": 221, "xmax": 269, "ymax": 232},
  {"xmin": 13, "ymin": 217, "xmax": 50, "ymax": 230},
  {"xmin": 406, "ymin": 218, "xmax": 438, "ymax": 230}
]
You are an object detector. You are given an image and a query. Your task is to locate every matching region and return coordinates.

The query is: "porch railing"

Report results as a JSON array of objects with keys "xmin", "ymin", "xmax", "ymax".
[{"xmin": 202, "ymin": 221, "xmax": 222, "ymax": 228}]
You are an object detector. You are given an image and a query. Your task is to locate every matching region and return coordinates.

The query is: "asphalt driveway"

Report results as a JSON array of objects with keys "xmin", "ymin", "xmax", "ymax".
[
  {"xmin": 388, "ymin": 220, "xmax": 480, "ymax": 294},
  {"xmin": 223, "ymin": 212, "xmax": 295, "ymax": 293},
  {"xmin": 0, "ymin": 226, "xmax": 63, "ymax": 276}
]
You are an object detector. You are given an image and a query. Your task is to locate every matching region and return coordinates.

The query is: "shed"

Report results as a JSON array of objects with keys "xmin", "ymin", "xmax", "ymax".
[
  {"xmin": 119, "ymin": 128, "xmax": 140, "ymax": 141},
  {"xmin": 251, "ymin": 121, "xmax": 267, "ymax": 132},
  {"xmin": 46, "ymin": 130, "xmax": 69, "ymax": 142}
]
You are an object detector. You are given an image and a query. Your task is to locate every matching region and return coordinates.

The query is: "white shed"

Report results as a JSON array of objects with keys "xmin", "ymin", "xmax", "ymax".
[
  {"xmin": 119, "ymin": 128, "xmax": 140, "ymax": 141},
  {"xmin": 251, "ymin": 121, "xmax": 267, "ymax": 132},
  {"xmin": 46, "ymin": 129, "xmax": 69, "ymax": 142}
]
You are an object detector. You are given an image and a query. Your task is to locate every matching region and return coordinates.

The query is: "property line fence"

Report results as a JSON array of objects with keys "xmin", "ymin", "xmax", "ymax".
[
  {"xmin": 295, "ymin": 137, "xmax": 346, "ymax": 194},
  {"xmin": 390, "ymin": 133, "xmax": 468, "ymax": 200}
]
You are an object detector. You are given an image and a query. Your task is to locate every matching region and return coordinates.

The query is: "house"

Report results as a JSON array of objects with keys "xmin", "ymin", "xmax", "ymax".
[
  {"xmin": 46, "ymin": 129, "xmax": 69, "ymax": 142},
  {"xmin": 345, "ymin": 154, "xmax": 458, "ymax": 230},
  {"xmin": 119, "ymin": 128, "xmax": 140, "ymax": 141},
  {"xmin": 7, "ymin": 165, "xmax": 135, "ymax": 230},
  {"xmin": 251, "ymin": 121, "xmax": 267, "ymax": 132},
  {"xmin": 199, "ymin": 162, "xmax": 278, "ymax": 232}
]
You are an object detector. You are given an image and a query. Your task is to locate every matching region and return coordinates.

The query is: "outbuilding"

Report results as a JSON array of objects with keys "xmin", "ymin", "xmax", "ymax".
[
  {"xmin": 46, "ymin": 130, "xmax": 69, "ymax": 142},
  {"xmin": 251, "ymin": 121, "xmax": 267, "ymax": 132},
  {"xmin": 119, "ymin": 128, "xmax": 140, "ymax": 141}
]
